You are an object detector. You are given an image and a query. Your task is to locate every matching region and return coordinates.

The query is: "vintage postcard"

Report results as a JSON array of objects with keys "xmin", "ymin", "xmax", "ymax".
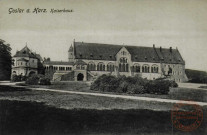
[{"xmin": 0, "ymin": 0, "xmax": 207, "ymax": 135}]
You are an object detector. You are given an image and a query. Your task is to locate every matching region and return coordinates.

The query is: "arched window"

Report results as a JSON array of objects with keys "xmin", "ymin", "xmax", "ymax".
[
  {"xmin": 97, "ymin": 62, "xmax": 105, "ymax": 71},
  {"xmin": 142, "ymin": 64, "xmax": 150, "ymax": 73},
  {"xmin": 133, "ymin": 64, "xmax": 140, "ymax": 72},
  {"xmin": 107, "ymin": 63, "xmax": 114, "ymax": 72},
  {"xmin": 151, "ymin": 64, "xmax": 159, "ymax": 73},
  {"xmin": 88, "ymin": 62, "xmax": 96, "ymax": 71},
  {"xmin": 119, "ymin": 57, "xmax": 129, "ymax": 72}
]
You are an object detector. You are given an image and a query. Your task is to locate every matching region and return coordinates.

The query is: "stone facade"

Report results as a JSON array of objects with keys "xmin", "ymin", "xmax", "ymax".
[{"xmin": 45, "ymin": 41, "xmax": 188, "ymax": 82}]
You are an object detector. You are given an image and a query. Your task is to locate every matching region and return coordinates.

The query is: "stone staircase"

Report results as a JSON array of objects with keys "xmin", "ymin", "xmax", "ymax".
[{"xmin": 53, "ymin": 71, "xmax": 74, "ymax": 81}]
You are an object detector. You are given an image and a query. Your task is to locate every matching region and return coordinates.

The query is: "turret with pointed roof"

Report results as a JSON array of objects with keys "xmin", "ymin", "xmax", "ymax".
[{"xmin": 68, "ymin": 44, "xmax": 74, "ymax": 62}]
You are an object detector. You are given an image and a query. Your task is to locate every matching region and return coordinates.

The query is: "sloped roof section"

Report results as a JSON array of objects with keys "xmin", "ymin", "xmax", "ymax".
[
  {"xmin": 74, "ymin": 42, "xmax": 122, "ymax": 61},
  {"xmin": 17, "ymin": 58, "xmax": 29, "ymax": 62},
  {"xmin": 125, "ymin": 46, "xmax": 160, "ymax": 63},
  {"xmin": 35, "ymin": 54, "xmax": 43, "ymax": 61},
  {"xmin": 155, "ymin": 48, "xmax": 185, "ymax": 64},
  {"xmin": 75, "ymin": 59, "xmax": 87, "ymax": 65},
  {"xmin": 74, "ymin": 42, "xmax": 185, "ymax": 64}
]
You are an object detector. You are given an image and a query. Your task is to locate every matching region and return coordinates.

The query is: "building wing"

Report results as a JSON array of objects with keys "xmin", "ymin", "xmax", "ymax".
[{"xmin": 74, "ymin": 42, "xmax": 185, "ymax": 64}]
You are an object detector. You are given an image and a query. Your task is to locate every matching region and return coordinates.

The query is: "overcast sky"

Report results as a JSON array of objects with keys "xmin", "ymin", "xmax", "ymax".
[{"xmin": 0, "ymin": 0, "xmax": 207, "ymax": 71}]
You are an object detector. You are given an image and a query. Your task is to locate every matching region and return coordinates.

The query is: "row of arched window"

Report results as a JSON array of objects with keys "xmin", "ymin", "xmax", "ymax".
[
  {"xmin": 87, "ymin": 62, "xmax": 159, "ymax": 73},
  {"xmin": 88, "ymin": 62, "xmax": 115, "ymax": 72},
  {"xmin": 45, "ymin": 66, "xmax": 72, "ymax": 71},
  {"xmin": 132, "ymin": 64, "xmax": 159, "ymax": 73}
]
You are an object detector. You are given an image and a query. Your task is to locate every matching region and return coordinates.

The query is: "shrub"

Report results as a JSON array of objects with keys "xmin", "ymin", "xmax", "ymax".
[
  {"xmin": 11, "ymin": 75, "xmax": 21, "ymax": 82},
  {"xmin": 127, "ymin": 84, "xmax": 145, "ymax": 94},
  {"xmin": 39, "ymin": 77, "xmax": 51, "ymax": 85},
  {"xmin": 90, "ymin": 74, "xmax": 170, "ymax": 95},
  {"xmin": 25, "ymin": 75, "xmax": 40, "ymax": 85},
  {"xmin": 145, "ymin": 80, "xmax": 170, "ymax": 94},
  {"xmin": 169, "ymin": 80, "xmax": 178, "ymax": 88},
  {"xmin": 21, "ymin": 76, "xmax": 27, "ymax": 81},
  {"xmin": 117, "ymin": 80, "xmax": 128, "ymax": 93}
]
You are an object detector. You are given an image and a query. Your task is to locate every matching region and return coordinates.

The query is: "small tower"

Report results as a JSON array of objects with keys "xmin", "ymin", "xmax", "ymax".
[{"xmin": 68, "ymin": 44, "xmax": 74, "ymax": 62}]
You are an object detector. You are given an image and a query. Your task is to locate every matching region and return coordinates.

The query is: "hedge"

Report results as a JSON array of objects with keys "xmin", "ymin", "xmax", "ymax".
[
  {"xmin": 25, "ymin": 74, "xmax": 51, "ymax": 85},
  {"xmin": 90, "ymin": 75, "xmax": 178, "ymax": 95}
]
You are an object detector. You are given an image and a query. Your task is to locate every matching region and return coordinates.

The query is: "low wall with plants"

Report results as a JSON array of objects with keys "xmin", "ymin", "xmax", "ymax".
[{"xmin": 90, "ymin": 75, "xmax": 178, "ymax": 95}]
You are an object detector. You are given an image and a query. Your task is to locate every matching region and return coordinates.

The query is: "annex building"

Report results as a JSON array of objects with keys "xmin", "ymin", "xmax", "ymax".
[
  {"xmin": 44, "ymin": 41, "xmax": 188, "ymax": 82},
  {"xmin": 11, "ymin": 45, "xmax": 43, "ymax": 77}
]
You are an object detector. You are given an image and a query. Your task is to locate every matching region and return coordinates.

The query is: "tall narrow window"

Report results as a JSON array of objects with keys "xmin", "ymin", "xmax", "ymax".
[
  {"xmin": 133, "ymin": 64, "xmax": 140, "ymax": 72},
  {"xmin": 119, "ymin": 57, "xmax": 129, "ymax": 72},
  {"xmin": 97, "ymin": 62, "xmax": 105, "ymax": 71},
  {"xmin": 142, "ymin": 64, "xmax": 150, "ymax": 73},
  {"xmin": 107, "ymin": 63, "xmax": 115, "ymax": 72}
]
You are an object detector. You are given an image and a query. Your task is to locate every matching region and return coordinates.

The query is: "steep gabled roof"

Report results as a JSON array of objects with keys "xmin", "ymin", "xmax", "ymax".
[
  {"xmin": 14, "ymin": 45, "xmax": 43, "ymax": 61},
  {"xmin": 74, "ymin": 42, "xmax": 185, "ymax": 64},
  {"xmin": 14, "ymin": 46, "xmax": 36, "ymax": 58}
]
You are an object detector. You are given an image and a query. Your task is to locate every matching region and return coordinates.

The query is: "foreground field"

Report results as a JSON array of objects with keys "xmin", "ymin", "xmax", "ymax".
[{"xmin": 0, "ymin": 85, "xmax": 206, "ymax": 135}]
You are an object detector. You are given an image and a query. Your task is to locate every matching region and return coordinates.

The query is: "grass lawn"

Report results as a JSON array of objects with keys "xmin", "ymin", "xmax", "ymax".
[
  {"xmin": 26, "ymin": 81, "xmax": 207, "ymax": 103},
  {"xmin": 0, "ymin": 85, "xmax": 206, "ymax": 135},
  {"xmin": 0, "ymin": 85, "xmax": 174, "ymax": 110}
]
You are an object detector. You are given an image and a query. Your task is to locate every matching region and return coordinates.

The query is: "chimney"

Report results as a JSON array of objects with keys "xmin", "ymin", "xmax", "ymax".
[
  {"xmin": 160, "ymin": 46, "xmax": 162, "ymax": 52},
  {"xmin": 153, "ymin": 44, "xmax": 155, "ymax": 48},
  {"xmin": 170, "ymin": 47, "xmax": 172, "ymax": 53}
]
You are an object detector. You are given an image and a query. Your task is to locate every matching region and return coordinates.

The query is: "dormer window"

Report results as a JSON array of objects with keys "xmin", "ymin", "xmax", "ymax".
[
  {"xmin": 99, "ymin": 55, "xmax": 102, "ymax": 58},
  {"xmin": 135, "ymin": 55, "xmax": 137, "ymax": 59},
  {"xmin": 153, "ymin": 57, "xmax": 155, "ymax": 60},
  {"xmin": 145, "ymin": 56, "xmax": 147, "ymax": 60},
  {"xmin": 79, "ymin": 53, "xmax": 82, "ymax": 57},
  {"xmin": 90, "ymin": 53, "xmax": 93, "ymax": 57},
  {"xmin": 109, "ymin": 55, "xmax": 112, "ymax": 59}
]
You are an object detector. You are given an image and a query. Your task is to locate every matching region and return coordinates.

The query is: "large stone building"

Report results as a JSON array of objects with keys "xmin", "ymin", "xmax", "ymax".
[
  {"xmin": 11, "ymin": 45, "xmax": 43, "ymax": 77},
  {"xmin": 44, "ymin": 41, "xmax": 188, "ymax": 82}
]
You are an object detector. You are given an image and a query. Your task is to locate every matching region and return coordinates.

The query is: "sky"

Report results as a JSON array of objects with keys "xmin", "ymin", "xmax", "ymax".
[{"xmin": 0, "ymin": 0, "xmax": 207, "ymax": 71}]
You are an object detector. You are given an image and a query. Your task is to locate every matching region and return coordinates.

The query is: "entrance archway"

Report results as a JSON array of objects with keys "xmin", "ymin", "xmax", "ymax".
[{"xmin": 77, "ymin": 73, "xmax": 84, "ymax": 81}]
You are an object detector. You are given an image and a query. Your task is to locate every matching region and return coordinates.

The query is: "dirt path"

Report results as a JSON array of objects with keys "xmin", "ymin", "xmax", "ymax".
[{"xmin": 178, "ymin": 83, "xmax": 207, "ymax": 90}]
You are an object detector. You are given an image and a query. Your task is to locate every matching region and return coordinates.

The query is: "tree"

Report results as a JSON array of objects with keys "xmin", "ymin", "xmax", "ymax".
[{"xmin": 0, "ymin": 39, "xmax": 12, "ymax": 80}]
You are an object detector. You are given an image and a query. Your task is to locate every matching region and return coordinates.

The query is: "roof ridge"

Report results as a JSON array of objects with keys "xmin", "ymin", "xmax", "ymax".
[{"xmin": 75, "ymin": 41, "xmax": 155, "ymax": 48}]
